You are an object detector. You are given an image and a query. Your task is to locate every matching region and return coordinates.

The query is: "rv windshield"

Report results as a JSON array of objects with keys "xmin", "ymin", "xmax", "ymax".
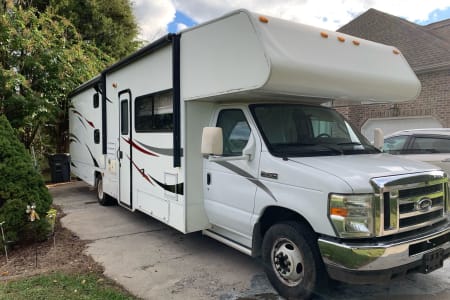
[{"xmin": 250, "ymin": 104, "xmax": 379, "ymax": 157}]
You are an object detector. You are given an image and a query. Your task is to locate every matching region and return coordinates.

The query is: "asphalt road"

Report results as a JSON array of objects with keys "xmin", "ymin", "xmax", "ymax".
[{"xmin": 50, "ymin": 181, "xmax": 450, "ymax": 300}]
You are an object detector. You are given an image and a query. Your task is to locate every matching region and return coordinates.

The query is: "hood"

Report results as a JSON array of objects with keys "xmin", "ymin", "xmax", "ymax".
[{"xmin": 289, "ymin": 153, "xmax": 439, "ymax": 193}]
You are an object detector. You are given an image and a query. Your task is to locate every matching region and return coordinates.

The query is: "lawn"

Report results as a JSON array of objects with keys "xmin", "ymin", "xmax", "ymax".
[{"xmin": 0, "ymin": 272, "xmax": 136, "ymax": 300}]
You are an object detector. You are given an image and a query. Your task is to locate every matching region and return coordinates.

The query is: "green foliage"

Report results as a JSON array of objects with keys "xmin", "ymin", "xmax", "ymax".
[
  {"xmin": 50, "ymin": 0, "xmax": 140, "ymax": 60},
  {"xmin": 0, "ymin": 115, "xmax": 52, "ymax": 246},
  {"xmin": 0, "ymin": 272, "xmax": 135, "ymax": 299},
  {"xmin": 0, "ymin": 6, "xmax": 112, "ymax": 151}
]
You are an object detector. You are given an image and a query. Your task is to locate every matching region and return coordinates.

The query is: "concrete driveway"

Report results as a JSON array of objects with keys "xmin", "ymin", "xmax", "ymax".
[{"xmin": 50, "ymin": 181, "xmax": 450, "ymax": 300}]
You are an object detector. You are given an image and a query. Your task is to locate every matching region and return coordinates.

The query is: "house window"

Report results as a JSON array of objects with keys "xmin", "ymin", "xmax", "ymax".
[{"xmin": 135, "ymin": 91, "xmax": 173, "ymax": 132}]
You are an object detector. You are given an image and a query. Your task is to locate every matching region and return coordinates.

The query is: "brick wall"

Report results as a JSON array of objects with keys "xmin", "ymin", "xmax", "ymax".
[{"xmin": 335, "ymin": 69, "xmax": 450, "ymax": 130}]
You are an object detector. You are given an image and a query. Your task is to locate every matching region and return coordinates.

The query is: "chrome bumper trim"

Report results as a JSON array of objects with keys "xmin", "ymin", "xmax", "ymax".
[{"xmin": 318, "ymin": 223, "xmax": 450, "ymax": 271}]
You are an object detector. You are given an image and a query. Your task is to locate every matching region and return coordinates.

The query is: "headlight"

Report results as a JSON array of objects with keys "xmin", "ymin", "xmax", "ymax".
[{"xmin": 329, "ymin": 193, "xmax": 375, "ymax": 238}]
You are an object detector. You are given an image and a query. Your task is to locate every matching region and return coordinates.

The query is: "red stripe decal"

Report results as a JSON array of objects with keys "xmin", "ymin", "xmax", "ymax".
[
  {"xmin": 127, "ymin": 155, "xmax": 154, "ymax": 185},
  {"xmin": 73, "ymin": 110, "xmax": 95, "ymax": 128},
  {"xmin": 122, "ymin": 137, "xmax": 158, "ymax": 157},
  {"xmin": 86, "ymin": 120, "xmax": 95, "ymax": 128}
]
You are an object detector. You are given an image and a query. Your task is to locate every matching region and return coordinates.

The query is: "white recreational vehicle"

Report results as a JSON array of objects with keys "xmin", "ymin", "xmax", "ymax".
[{"xmin": 69, "ymin": 10, "xmax": 450, "ymax": 299}]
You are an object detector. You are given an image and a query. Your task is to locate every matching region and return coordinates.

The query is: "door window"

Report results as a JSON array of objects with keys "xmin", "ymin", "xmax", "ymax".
[
  {"xmin": 410, "ymin": 137, "xmax": 450, "ymax": 154},
  {"xmin": 120, "ymin": 100, "xmax": 128, "ymax": 135},
  {"xmin": 216, "ymin": 109, "xmax": 251, "ymax": 156}
]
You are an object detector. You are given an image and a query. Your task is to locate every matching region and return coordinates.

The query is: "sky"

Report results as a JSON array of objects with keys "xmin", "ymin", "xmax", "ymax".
[{"xmin": 132, "ymin": 0, "xmax": 450, "ymax": 43}]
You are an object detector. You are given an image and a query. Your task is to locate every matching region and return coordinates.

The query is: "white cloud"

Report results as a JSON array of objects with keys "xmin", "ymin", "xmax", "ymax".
[
  {"xmin": 171, "ymin": 0, "xmax": 450, "ymax": 30},
  {"xmin": 132, "ymin": 0, "xmax": 176, "ymax": 42},
  {"xmin": 176, "ymin": 23, "xmax": 188, "ymax": 32},
  {"xmin": 133, "ymin": 0, "xmax": 450, "ymax": 43}
]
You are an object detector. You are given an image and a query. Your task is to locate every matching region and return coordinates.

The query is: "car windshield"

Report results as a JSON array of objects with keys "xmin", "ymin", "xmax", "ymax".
[{"xmin": 250, "ymin": 104, "xmax": 379, "ymax": 157}]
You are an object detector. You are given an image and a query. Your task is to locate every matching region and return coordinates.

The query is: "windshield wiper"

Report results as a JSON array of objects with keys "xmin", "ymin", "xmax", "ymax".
[
  {"xmin": 312, "ymin": 143, "xmax": 343, "ymax": 155},
  {"xmin": 337, "ymin": 142, "xmax": 380, "ymax": 153},
  {"xmin": 337, "ymin": 142, "xmax": 362, "ymax": 146},
  {"xmin": 274, "ymin": 143, "xmax": 343, "ymax": 156}
]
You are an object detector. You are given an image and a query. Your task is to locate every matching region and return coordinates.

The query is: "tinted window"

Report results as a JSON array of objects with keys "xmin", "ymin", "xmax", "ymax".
[
  {"xmin": 135, "ymin": 91, "xmax": 173, "ymax": 132},
  {"xmin": 410, "ymin": 137, "xmax": 450, "ymax": 154},
  {"xmin": 216, "ymin": 109, "xmax": 251, "ymax": 156}
]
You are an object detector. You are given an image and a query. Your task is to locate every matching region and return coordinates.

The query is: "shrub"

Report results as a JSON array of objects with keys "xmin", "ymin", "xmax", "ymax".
[{"xmin": 0, "ymin": 115, "xmax": 52, "ymax": 247}]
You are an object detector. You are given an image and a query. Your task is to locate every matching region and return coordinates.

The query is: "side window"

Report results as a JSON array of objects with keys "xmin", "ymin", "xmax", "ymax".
[
  {"xmin": 135, "ymin": 91, "xmax": 173, "ymax": 132},
  {"xmin": 383, "ymin": 136, "xmax": 408, "ymax": 154},
  {"xmin": 216, "ymin": 109, "xmax": 251, "ymax": 156},
  {"xmin": 410, "ymin": 137, "xmax": 450, "ymax": 154},
  {"xmin": 120, "ymin": 100, "xmax": 128, "ymax": 135},
  {"xmin": 93, "ymin": 93, "xmax": 99, "ymax": 108}
]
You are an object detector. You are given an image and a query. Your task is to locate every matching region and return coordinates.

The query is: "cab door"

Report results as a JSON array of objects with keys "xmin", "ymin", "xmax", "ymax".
[{"xmin": 203, "ymin": 108, "xmax": 260, "ymax": 238}]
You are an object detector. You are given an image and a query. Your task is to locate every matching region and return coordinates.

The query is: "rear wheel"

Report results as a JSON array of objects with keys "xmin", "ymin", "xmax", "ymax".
[
  {"xmin": 262, "ymin": 221, "xmax": 326, "ymax": 299},
  {"xmin": 95, "ymin": 175, "xmax": 114, "ymax": 206}
]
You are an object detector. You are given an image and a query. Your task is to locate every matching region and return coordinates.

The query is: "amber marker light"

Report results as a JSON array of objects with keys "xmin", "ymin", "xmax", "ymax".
[
  {"xmin": 320, "ymin": 32, "xmax": 329, "ymax": 38},
  {"xmin": 330, "ymin": 207, "xmax": 348, "ymax": 217},
  {"xmin": 337, "ymin": 36, "xmax": 345, "ymax": 42},
  {"xmin": 352, "ymin": 40, "xmax": 360, "ymax": 46},
  {"xmin": 393, "ymin": 49, "xmax": 400, "ymax": 55},
  {"xmin": 259, "ymin": 16, "xmax": 269, "ymax": 23},
  {"xmin": 112, "ymin": 83, "xmax": 118, "ymax": 88}
]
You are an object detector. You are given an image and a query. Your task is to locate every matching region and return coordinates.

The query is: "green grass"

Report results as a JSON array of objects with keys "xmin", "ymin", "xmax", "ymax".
[{"xmin": 0, "ymin": 272, "xmax": 136, "ymax": 300}]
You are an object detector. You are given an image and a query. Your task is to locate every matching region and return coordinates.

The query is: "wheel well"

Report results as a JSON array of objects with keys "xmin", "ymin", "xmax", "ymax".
[
  {"xmin": 94, "ymin": 171, "xmax": 101, "ymax": 184},
  {"xmin": 251, "ymin": 206, "xmax": 315, "ymax": 257}
]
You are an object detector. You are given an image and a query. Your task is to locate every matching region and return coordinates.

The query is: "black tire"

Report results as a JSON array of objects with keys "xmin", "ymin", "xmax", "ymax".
[
  {"xmin": 262, "ymin": 221, "xmax": 327, "ymax": 300},
  {"xmin": 95, "ymin": 175, "xmax": 114, "ymax": 206}
]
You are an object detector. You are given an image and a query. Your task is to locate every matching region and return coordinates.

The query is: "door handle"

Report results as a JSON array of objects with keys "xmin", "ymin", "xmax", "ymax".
[
  {"xmin": 118, "ymin": 150, "xmax": 123, "ymax": 159},
  {"xmin": 207, "ymin": 173, "xmax": 211, "ymax": 185}
]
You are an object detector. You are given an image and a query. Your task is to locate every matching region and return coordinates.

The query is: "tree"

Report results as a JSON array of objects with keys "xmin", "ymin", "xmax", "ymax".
[
  {"xmin": 0, "ymin": 6, "xmax": 112, "ymax": 152},
  {"xmin": 0, "ymin": 114, "xmax": 52, "ymax": 245},
  {"xmin": 50, "ymin": 0, "xmax": 140, "ymax": 60}
]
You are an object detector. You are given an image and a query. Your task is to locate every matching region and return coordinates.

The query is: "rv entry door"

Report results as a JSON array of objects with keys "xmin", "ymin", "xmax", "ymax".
[{"xmin": 119, "ymin": 90, "xmax": 132, "ymax": 208}]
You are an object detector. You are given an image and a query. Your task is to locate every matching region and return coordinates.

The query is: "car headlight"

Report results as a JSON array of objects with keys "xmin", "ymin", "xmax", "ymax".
[{"xmin": 329, "ymin": 193, "xmax": 375, "ymax": 238}]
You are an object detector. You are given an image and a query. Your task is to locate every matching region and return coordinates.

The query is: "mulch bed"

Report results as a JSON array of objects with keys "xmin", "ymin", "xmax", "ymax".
[{"xmin": 0, "ymin": 207, "xmax": 103, "ymax": 281}]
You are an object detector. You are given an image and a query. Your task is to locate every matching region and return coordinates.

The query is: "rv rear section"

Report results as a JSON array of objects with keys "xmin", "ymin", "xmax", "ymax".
[{"xmin": 69, "ymin": 10, "xmax": 449, "ymax": 300}]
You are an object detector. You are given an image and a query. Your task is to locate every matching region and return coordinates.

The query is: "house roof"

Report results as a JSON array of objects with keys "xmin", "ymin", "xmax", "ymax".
[
  {"xmin": 338, "ymin": 9, "xmax": 450, "ymax": 72},
  {"xmin": 426, "ymin": 19, "xmax": 450, "ymax": 43}
]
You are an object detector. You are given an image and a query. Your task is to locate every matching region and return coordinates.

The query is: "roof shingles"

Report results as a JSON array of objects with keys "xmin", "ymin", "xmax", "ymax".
[{"xmin": 338, "ymin": 9, "xmax": 450, "ymax": 72}]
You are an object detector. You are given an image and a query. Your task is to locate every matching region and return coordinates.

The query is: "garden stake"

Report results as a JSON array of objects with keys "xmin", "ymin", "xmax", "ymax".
[
  {"xmin": 26, "ymin": 204, "xmax": 40, "ymax": 268},
  {"xmin": 0, "ymin": 221, "xmax": 8, "ymax": 263}
]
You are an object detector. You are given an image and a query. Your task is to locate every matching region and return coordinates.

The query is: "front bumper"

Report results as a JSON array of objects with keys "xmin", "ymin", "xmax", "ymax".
[{"xmin": 318, "ymin": 222, "xmax": 450, "ymax": 284}]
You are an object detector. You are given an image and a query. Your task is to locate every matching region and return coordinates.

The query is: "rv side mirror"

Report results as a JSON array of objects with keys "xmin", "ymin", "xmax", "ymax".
[
  {"xmin": 201, "ymin": 127, "xmax": 223, "ymax": 156},
  {"xmin": 373, "ymin": 128, "xmax": 384, "ymax": 150}
]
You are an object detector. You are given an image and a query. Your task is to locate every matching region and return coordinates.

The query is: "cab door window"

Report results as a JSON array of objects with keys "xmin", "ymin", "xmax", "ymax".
[{"xmin": 216, "ymin": 109, "xmax": 251, "ymax": 156}]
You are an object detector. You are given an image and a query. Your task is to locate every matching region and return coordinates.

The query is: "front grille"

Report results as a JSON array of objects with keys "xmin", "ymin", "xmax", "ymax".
[
  {"xmin": 399, "ymin": 184, "xmax": 442, "ymax": 198},
  {"xmin": 400, "ymin": 210, "xmax": 444, "ymax": 227},
  {"xmin": 371, "ymin": 171, "xmax": 448, "ymax": 237},
  {"xmin": 398, "ymin": 182, "xmax": 446, "ymax": 232}
]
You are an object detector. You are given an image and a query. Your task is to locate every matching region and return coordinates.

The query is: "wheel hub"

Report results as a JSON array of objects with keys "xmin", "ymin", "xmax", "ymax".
[{"xmin": 272, "ymin": 239, "xmax": 304, "ymax": 285}]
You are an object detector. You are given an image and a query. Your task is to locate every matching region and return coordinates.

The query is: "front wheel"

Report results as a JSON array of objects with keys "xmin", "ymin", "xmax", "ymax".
[
  {"xmin": 262, "ymin": 222, "xmax": 326, "ymax": 299},
  {"xmin": 95, "ymin": 175, "xmax": 114, "ymax": 206}
]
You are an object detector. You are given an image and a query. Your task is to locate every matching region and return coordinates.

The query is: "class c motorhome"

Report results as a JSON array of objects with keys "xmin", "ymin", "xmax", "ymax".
[{"xmin": 69, "ymin": 10, "xmax": 450, "ymax": 299}]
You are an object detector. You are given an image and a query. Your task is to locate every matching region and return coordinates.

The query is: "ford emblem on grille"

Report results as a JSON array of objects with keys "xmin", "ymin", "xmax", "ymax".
[{"xmin": 416, "ymin": 198, "xmax": 432, "ymax": 211}]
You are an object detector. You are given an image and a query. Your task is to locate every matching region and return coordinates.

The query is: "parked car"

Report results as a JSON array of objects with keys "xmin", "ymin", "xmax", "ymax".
[{"xmin": 383, "ymin": 128, "xmax": 450, "ymax": 175}]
